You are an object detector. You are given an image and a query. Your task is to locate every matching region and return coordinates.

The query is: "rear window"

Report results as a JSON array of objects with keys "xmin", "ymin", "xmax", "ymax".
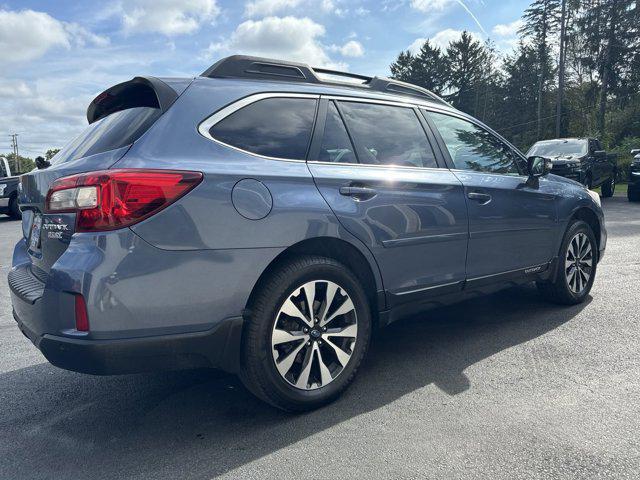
[
  {"xmin": 50, "ymin": 107, "xmax": 160, "ymax": 166},
  {"xmin": 209, "ymin": 97, "xmax": 317, "ymax": 160}
]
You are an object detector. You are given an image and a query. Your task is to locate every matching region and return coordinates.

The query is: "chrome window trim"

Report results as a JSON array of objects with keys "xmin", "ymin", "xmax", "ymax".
[
  {"xmin": 198, "ymin": 92, "xmax": 320, "ymax": 163},
  {"xmin": 197, "ymin": 91, "xmax": 456, "ymax": 169}
]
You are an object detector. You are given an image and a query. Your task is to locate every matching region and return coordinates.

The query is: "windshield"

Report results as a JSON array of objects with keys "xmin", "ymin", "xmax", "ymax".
[
  {"xmin": 50, "ymin": 107, "xmax": 160, "ymax": 166},
  {"xmin": 527, "ymin": 140, "xmax": 587, "ymax": 158}
]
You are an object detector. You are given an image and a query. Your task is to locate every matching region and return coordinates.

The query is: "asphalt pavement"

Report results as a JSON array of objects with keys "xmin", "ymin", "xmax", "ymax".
[{"xmin": 1, "ymin": 195, "xmax": 639, "ymax": 479}]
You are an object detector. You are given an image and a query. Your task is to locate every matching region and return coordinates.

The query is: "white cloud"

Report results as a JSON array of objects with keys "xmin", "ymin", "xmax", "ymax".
[
  {"xmin": 203, "ymin": 16, "xmax": 344, "ymax": 68},
  {"xmin": 245, "ymin": 0, "xmax": 303, "ymax": 17},
  {"xmin": 408, "ymin": 37, "xmax": 428, "ymax": 55},
  {"xmin": 0, "ymin": 9, "xmax": 109, "ymax": 63},
  {"xmin": 0, "ymin": 79, "xmax": 32, "ymax": 98},
  {"xmin": 330, "ymin": 40, "xmax": 364, "ymax": 57},
  {"xmin": 492, "ymin": 19, "xmax": 523, "ymax": 37},
  {"xmin": 121, "ymin": 0, "xmax": 220, "ymax": 36},
  {"xmin": 429, "ymin": 28, "xmax": 482, "ymax": 50},
  {"xmin": 0, "ymin": 9, "xmax": 70, "ymax": 62},
  {"xmin": 410, "ymin": 0, "xmax": 453, "ymax": 11}
]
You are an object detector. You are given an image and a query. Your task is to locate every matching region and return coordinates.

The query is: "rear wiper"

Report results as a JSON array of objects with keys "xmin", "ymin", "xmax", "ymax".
[{"xmin": 35, "ymin": 156, "xmax": 50, "ymax": 170}]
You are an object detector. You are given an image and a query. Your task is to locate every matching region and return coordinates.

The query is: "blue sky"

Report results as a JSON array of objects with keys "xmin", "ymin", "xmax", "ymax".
[{"xmin": 0, "ymin": 0, "xmax": 529, "ymax": 157}]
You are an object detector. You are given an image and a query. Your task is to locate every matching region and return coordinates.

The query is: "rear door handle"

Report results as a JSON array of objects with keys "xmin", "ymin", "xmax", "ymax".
[
  {"xmin": 467, "ymin": 192, "xmax": 492, "ymax": 204},
  {"xmin": 339, "ymin": 186, "xmax": 377, "ymax": 200}
]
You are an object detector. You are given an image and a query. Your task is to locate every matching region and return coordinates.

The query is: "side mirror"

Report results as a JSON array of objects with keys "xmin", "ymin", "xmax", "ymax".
[
  {"xmin": 527, "ymin": 156, "xmax": 552, "ymax": 178},
  {"xmin": 594, "ymin": 150, "xmax": 607, "ymax": 159}
]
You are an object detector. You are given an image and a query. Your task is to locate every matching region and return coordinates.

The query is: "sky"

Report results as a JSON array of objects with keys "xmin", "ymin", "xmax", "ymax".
[{"xmin": 0, "ymin": 0, "xmax": 530, "ymax": 157}]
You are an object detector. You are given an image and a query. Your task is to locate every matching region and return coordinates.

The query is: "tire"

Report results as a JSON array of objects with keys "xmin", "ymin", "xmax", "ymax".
[
  {"xmin": 537, "ymin": 220, "xmax": 597, "ymax": 305},
  {"xmin": 583, "ymin": 175, "xmax": 592, "ymax": 190},
  {"xmin": 601, "ymin": 175, "xmax": 615, "ymax": 198},
  {"xmin": 240, "ymin": 255, "xmax": 372, "ymax": 411},
  {"xmin": 8, "ymin": 196, "xmax": 21, "ymax": 220},
  {"xmin": 629, "ymin": 188, "xmax": 640, "ymax": 202}
]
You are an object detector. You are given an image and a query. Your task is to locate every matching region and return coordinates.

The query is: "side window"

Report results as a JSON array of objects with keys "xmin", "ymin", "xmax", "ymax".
[
  {"xmin": 318, "ymin": 102, "xmax": 357, "ymax": 163},
  {"xmin": 209, "ymin": 97, "xmax": 317, "ymax": 160},
  {"xmin": 427, "ymin": 111, "xmax": 522, "ymax": 175},
  {"xmin": 338, "ymin": 101, "xmax": 437, "ymax": 168}
]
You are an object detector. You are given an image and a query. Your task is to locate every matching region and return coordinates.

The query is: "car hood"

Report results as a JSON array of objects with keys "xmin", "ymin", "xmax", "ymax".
[{"xmin": 550, "ymin": 155, "xmax": 583, "ymax": 165}]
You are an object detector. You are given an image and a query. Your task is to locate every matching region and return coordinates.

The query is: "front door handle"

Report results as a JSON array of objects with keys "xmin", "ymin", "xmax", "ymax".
[
  {"xmin": 467, "ymin": 192, "xmax": 492, "ymax": 204},
  {"xmin": 339, "ymin": 186, "xmax": 377, "ymax": 200}
]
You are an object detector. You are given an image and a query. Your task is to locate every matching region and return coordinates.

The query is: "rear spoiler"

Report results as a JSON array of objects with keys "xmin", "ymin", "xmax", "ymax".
[{"xmin": 86, "ymin": 76, "xmax": 180, "ymax": 124}]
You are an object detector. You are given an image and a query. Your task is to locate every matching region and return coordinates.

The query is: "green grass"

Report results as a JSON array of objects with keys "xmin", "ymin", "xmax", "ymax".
[{"xmin": 593, "ymin": 183, "xmax": 628, "ymax": 196}]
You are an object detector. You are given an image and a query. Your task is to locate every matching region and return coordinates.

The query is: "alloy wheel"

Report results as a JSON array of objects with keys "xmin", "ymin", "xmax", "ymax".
[
  {"xmin": 271, "ymin": 280, "xmax": 358, "ymax": 390},
  {"xmin": 565, "ymin": 232, "xmax": 593, "ymax": 294}
]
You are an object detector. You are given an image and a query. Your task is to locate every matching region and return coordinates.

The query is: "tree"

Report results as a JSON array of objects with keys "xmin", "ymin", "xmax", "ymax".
[
  {"xmin": 390, "ymin": 50, "xmax": 416, "ymax": 84},
  {"xmin": 3, "ymin": 153, "xmax": 34, "ymax": 175},
  {"xmin": 520, "ymin": 0, "xmax": 562, "ymax": 140},
  {"xmin": 578, "ymin": 0, "xmax": 638, "ymax": 137},
  {"xmin": 45, "ymin": 148, "xmax": 60, "ymax": 160},
  {"xmin": 443, "ymin": 31, "xmax": 490, "ymax": 115},
  {"xmin": 411, "ymin": 40, "xmax": 447, "ymax": 94}
]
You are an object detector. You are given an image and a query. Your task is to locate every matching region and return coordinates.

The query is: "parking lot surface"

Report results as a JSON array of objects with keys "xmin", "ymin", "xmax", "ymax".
[{"xmin": 1, "ymin": 196, "xmax": 639, "ymax": 480}]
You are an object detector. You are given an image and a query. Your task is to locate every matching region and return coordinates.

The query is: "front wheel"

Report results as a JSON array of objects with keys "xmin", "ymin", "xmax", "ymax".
[
  {"xmin": 601, "ymin": 175, "xmax": 615, "ymax": 198},
  {"xmin": 537, "ymin": 220, "xmax": 597, "ymax": 305},
  {"xmin": 629, "ymin": 188, "xmax": 640, "ymax": 202},
  {"xmin": 240, "ymin": 255, "xmax": 372, "ymax": 411}
]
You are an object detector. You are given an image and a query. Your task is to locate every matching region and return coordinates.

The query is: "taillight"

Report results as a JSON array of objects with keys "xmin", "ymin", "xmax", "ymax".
[
  {"xmin": 46, "ymin": 169, "xmax": 203, "ymax": 232},
  {"xmin": 75, "ymin": 294, "xmax": 89, "ymax": 332}
]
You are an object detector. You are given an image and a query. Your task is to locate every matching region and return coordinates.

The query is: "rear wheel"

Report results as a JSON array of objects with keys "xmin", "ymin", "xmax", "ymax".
[
  {"xmin": 629, "ymin": 188, "xmax": 640, "ymax": 202},
  {"xmin": 601, "ymin": 175, "xmax": 615, "ymax": 198},
  {"xmin": 240, "ymin": 255, "xmax": 372, "ymax": 411},
  {"xmin": 8, "ymin": 196, "xmax": 21, "ymax": 220},
  {"xmin": 537, "ymin": 220, "xmax": 597, "ymax": 305}
]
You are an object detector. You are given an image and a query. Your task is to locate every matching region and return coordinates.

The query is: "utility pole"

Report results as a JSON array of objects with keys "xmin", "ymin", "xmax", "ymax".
[
  {"xmin": 556, "ymin": 0, "xmax": 567, "ymax": 138},
  {"xmin": 9, "ymin": 134, "xmax": 20, "ymax": 173}
]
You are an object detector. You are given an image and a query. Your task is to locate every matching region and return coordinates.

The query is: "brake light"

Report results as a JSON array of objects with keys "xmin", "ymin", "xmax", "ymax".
[
  {"xmin": 75, "ymin": 294, "xmax": 89, "ymax": 332},
  {"xmin": 46, "ymin": 169, "xmax": 203, "ymax": 232}
]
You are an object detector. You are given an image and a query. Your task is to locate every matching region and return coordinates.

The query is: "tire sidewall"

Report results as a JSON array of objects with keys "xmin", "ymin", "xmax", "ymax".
[
  {"xmin": 557, "ymin": 221, "xmax": 597, "ymax": 302},
  {"xmin": 250, "ymin": 260, "xmax": 371, "ymax": 408},
  {"xmin": 9, "ymin": 196, "xmax": 21, "ymax": 220}
]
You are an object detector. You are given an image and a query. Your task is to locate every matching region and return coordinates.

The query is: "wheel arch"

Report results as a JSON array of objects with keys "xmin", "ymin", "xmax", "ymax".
[
  {"xmin": 244, "ymin": 236, "xmax": 385, "ymax": 326},
  {"xmin": 569, "ymin": 207, "xmax": 601, "ymax": 255}
]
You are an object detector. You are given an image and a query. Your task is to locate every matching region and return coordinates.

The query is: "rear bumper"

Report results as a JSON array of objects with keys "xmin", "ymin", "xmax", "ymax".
[{"xmin": 13, "ymin": 307, "xmax": 243, "ymax": 375}]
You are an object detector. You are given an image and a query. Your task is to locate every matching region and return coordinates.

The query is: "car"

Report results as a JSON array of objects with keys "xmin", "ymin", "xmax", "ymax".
[
  {"xmin": 0, "ymin": 156, "xmax": 21, "ymax": 219},
  {"xmin": 629, "ymin": 149, "xmax": 640, "ymax": 202},
  {"xmin": 527, "ymin": 138, "xmax": 617, "ymax": 196},
  {"xmin": 8, "ymin": 55, "xmax": 607, "ymax": 411}
]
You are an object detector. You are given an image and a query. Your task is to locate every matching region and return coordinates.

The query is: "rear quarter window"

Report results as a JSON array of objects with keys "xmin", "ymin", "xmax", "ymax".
[{"xmin": 209, "ymin": 97, "xmax": 317, "ymax": 160}]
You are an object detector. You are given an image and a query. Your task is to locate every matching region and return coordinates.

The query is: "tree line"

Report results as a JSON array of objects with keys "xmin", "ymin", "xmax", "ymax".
[{"xmin": 390, "ymin": 0, "xmax": 640, "ymax": 176}]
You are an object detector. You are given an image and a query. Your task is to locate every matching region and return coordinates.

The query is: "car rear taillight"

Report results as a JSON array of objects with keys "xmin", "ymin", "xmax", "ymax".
[
  {"xmin": 75, "ymin": 294, "xmax": 89, "ymax": 332},
  {"xmin": 46, "ymin": 169, "xmax": 203, "ymax": 232}
]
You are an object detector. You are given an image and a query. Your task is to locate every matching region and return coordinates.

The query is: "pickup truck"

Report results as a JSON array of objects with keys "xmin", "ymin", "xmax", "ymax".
[
  {"xmin": 0, "ymin": 156, "xmax": 21, "ymax": 219},
  {"xmin": 527, "ymin": 138, "xmax": 617, "ymax": 197},
  {"xmin": 629, "ymin": 149, "xmax": 640, "ymax": 202}
]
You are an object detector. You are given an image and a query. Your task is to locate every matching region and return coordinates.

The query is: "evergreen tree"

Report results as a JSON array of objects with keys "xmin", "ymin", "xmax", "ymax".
[
  {"xmin": 390, "ymin": 50, "xmax": 416, "ymax": 84},
  {"xmin": 411, "ymin": 40, "xmax": 447, "ymax": 94},
  {"xmin": 443, "ymin": 31, "xmax": 489, "ymax": 115},
  {"xmin": 520, "ymin": 0, "xmax": 561, "ymax": 140}
]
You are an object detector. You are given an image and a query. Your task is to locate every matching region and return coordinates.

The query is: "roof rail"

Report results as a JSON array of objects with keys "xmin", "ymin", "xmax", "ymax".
[{"xmin": 201, "ymin": 55, "xmax": 450, "ymax": 106}]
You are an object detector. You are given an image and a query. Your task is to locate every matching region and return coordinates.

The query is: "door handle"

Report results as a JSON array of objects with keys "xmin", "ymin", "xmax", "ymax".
[
  {"xmin": 467, "ymin": 192, "xmax": 492, "ymax": 204},
  {"xmin": 339, "ymin": 186, "xmax": 377, "ymax": 200}
]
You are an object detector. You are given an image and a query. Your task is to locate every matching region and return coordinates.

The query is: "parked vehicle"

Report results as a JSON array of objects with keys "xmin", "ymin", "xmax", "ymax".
[
  {"xmin": 0, "ymin": 156, "xmax": 21, "ymax": 219},
  {"xmin": 9, "ymin": 56, "xmax": 607, "ymax": 411},
  {"xmin": 629, "ymin": 149, "xmax": 640, "ymax": 202},
  {"xmin": 527, "ymin": 138, "xmax": 617, "ymax": 196}
]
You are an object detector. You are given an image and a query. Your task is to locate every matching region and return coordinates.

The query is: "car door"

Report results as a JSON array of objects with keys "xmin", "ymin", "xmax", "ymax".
[
  {"xmin": 423, "ymin": 109, "xmax": 559, "ymax": 282},
  {"xmin": 307, "ymin": 98, "xmax": 468, "ymax": 306}
]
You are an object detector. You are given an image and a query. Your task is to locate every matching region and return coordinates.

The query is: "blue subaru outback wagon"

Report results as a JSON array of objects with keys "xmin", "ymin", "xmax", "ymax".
[{"xmin": 9, "ymin": 56, "xmax": 606, "ymax": 411}]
